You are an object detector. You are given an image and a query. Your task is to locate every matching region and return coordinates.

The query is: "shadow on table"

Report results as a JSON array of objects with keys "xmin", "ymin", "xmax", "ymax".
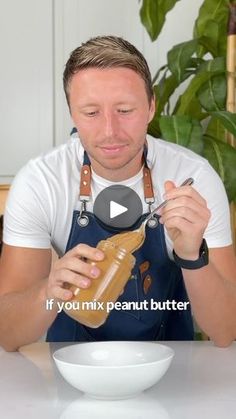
[{"xmin": 59, "ymin": 394, "xmax": 170, "ymax": 419}]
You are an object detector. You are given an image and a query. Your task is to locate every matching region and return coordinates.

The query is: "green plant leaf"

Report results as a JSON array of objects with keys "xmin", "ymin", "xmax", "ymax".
[
  {"xmin": 197, "ymin": 57, "xmax": 226, "ymax": 74},
  {"xmin": 211, "ymin": 111, "xmax": 236, "ymax": 137},
  {"xmin": 159, "ymin": 115, "xmax": 203, "ymax": 154},
  {"xmin": 203, "ymin": 135, "xmax": 236, "ymax": 202},
  {"xmin": 153, "ymin": 74, "xmax": 179, "ymax": 116},
  {"xmin": 181, "ymin": 97, "xmax": 208, "ymax": 121},
  {"xmin": 193, "ymin": 0, "xmax": 229, "ymax": 57},
  {"xmin": 176, "ymin": 73, "xmax": 217, "ymax": 116},
  {"xmin": 205, "ymin": 116, "xmax": 226, "ymax": 143},
  {"xmin": 197, "ymin": 35, "xmax": 218, "ymax": 57},
  {"xmin": 173, "ymin": 90, "xmax": 208, "ymax": 120},
  {"xmin": 159, "ymin": 115, "xmax": 190, "ymax": 146},
  {"xmin": 199, "ymin": 20, "xmax": 219, "ymax": 57},
  {"xmin": 148, "ymin": 113, "xmax": 161, "ymax": 138},
  {"xmin": 152, "ymin": 64, "xmax": 168, "ymax": 85},
  {"xmin": 197, "ymin": 75, "xmax": 226, "ymax": 112},
  {"xmin": 188, "ymin": 119, "xmax": 204, "ymax": 155},
  {"xmin": 189, "ymin": 57, "xmax": 205, "ymax": 68},
  {"xmin": 167, "ymin": 40, "xmax": 198, "ymax": 83},
  {"xmin": 140, "ymin": 0, "xmax": 181, "ymax": 41},
  {"xmin": 176, "ymin": 58, "xmax": 225, "ymax": 115}
]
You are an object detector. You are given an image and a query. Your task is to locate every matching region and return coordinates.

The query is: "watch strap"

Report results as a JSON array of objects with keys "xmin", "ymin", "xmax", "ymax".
[{"xmin": 173, "ymin": 239, "xmax": 209, "ymax": 270}]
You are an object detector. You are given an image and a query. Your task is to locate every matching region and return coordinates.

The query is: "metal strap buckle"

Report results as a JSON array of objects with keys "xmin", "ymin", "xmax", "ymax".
[{"xmin": 77, "ymin": 200, "xmax": 89, "ymax": 227}]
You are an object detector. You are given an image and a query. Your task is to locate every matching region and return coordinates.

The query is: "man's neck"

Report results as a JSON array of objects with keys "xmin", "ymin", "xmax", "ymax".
[{"xmin": 89, "ymin": 150, "xmax": 144, "ymax": 182}]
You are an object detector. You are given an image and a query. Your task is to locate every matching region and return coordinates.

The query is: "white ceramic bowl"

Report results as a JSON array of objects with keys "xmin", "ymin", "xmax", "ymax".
[{"xmin": 53, "ymin": 341, "xmax": 174, "ymax": 400}]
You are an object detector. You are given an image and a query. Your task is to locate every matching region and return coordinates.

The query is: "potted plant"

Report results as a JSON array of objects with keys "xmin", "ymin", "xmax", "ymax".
[{"xmin": 139, "ymin": 0, "xmax": 236, "ymax": 205}]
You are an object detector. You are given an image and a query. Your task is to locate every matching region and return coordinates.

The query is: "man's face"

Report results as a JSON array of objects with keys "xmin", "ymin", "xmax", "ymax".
[{"xmin": 69, "ymin": 67, "xmax": 155, "ymax": 180}]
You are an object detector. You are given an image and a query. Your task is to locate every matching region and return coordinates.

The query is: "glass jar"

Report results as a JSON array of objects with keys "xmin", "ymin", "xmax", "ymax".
[{"xmin": 64, "ymin": 240, "xmax": 136, "ymax": 328}]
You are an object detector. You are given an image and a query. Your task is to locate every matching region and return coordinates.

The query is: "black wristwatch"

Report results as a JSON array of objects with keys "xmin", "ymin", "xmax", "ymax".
[{"xmin": 173, "ymin": 239, "xmax": 209, "ymax": 270}]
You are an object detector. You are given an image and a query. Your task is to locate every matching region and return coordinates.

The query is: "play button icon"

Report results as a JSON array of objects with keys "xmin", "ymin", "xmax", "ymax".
[
  {"xmin": 110, "ymin": 201, "xmax": 128, "ymax": 219},
  {"xmin": 93, "ymin": 185, "xmax": 143, "ymax": 228}
]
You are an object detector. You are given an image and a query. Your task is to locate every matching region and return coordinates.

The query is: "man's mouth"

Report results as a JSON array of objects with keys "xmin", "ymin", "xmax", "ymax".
[{"xmin": 99, "ymin": 144, "xmax": 128, "ymax": 154}]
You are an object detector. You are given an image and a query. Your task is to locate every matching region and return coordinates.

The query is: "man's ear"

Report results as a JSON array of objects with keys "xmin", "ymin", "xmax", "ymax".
[{"xmin": 148, "ymin": 95, "xmax": 156, "ymax": 123}]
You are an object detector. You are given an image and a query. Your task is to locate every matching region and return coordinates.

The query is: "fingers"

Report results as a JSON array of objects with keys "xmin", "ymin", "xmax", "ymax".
[
  {"xmin": 60, "ymin": 256, "xmax": 101, "ymax": 280},
  {"xmin": 50, "ymin": 285, "xmax": 73, "ymax": 301},
  {"xmin": 164, "ymin": 180, "xmax": 176, "ymax": 194},
  {"xmin": 47, "ymin": 243, "xmax": 104, "ymax": 301},
  {"xmin": 67, "ymin": 243, "xmax": 104, "ymax": 261},
  {"xmin": 163, "ymin": 183, "xmax": 207, "ymax": 207},
  {"xmin": 159, "ymin": 181, "xmax": 211, "ymax": 226},
  {"xmin": 159, "ymin": 181, "xmax": 211, "ymax": 260},
  {"xmin": 159, "ymin": 195, "xmax": 211, "ymax": 227},
  {"xmin": 56, "ymin": 269, "xmax": 93, "ymax": 288},
  {"xmin": 161, "ymin": 215, "xmax": 201, "ymax": 235},
  {"xmin": 49, "ymin": 270, "xmax": 92, "ymax": 301}
]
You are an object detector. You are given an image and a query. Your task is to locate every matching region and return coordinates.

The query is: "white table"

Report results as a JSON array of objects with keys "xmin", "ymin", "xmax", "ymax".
[{"xmin": 0, "ymin": 341, "xmax": 236, "ymax": 418}]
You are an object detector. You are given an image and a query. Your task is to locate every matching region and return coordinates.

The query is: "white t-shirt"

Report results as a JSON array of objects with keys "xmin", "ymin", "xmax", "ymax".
[{"xmin": 3, "ymin": 134, "xmax": 232, "ymax": 258}]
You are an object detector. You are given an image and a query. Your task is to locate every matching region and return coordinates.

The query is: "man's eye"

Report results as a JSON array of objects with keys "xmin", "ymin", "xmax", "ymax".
[
  {"xmin": 118, "ymin": 109, "xmax": 132, "ymax": 114},
  {"xmin": 85, "ymin": 111, "xmax": 98, "ymax": 117}
]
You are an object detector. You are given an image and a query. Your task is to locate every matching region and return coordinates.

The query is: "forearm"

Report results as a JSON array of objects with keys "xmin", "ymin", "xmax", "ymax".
[
  {"xmin": 0, "ymin": 279, "xmax": 58, "ymax": 351},
  {"xmin": 183, "ymin": 263, "xmax": 236, "ymax": 346}
]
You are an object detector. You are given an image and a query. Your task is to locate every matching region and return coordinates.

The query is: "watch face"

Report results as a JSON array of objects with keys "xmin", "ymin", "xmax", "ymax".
[{"xmin": 201, "ymin": 239, "xmax": 209, "ymax": 260}]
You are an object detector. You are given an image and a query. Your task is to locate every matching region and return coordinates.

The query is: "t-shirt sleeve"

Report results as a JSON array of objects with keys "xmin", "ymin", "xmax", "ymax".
[
  {"xmin": 3, "ymin": 162, "xmax": 51, "ymax": 249},
  {"xmin": 196, "ymin": 162, "xmax": 232, "ymax": 248}
]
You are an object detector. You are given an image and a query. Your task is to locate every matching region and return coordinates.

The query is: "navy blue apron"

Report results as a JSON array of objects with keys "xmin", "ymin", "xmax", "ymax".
[{"xmin": 47, "ymin": 149, "xmax": 194, "ymax": 342}]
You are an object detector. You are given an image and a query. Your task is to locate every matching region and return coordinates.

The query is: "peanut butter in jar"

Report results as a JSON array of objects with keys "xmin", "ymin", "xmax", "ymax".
[
  {"xmin": 64, "ymin": 228, "xmax": 145, "ymax": 328},
  {"xmin": 64, "ymin": 238, "xmax": 135, "ymax": 327}
]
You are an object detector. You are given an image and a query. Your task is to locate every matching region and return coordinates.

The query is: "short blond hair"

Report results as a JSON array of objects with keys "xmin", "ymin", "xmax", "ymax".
[{"xmin": 63, "ymin": 35, "xmax": 153, "ymax": 105}]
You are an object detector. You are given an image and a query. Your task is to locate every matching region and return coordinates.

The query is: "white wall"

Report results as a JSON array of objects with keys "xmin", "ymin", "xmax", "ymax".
[
  {"xmin": 0, "ymin": 0, "xmax": 53, "ymax": 183},
  {"xmin": 0, "ymin": 0, "xmax": 204, "ymax": 182}
]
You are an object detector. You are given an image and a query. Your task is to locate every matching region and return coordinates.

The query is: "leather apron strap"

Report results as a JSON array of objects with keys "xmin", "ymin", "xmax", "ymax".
[{"xmin": 79, "ymin": 147, "xmax": 155, "ymax": 204}]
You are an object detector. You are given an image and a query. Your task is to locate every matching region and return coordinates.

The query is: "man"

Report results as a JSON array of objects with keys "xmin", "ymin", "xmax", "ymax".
[{"xmin": 0, "ymin": 36, "xmax": 235, "ymax": 351}]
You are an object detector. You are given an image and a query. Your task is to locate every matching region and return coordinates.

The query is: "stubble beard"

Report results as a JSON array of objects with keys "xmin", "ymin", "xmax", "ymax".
[{"xmin": 88, "ymin": 143, "xmax": 144, "ymax": 178}]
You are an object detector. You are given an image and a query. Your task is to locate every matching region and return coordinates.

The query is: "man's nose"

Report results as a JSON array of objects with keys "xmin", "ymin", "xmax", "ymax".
[{"xmin": 103, "ymin": 111, "xmax": 118, "ymax": 137}]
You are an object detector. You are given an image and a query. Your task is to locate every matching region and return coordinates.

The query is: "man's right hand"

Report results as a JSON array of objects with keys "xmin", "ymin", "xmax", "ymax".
[{"xmin": 46, "ymin": 244, "xmax": 104, "ymax": 301}]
